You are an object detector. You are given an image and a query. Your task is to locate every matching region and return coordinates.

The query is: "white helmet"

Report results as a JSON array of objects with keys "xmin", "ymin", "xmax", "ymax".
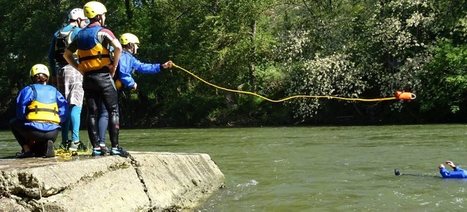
[{"xmin": 68, "ymin": 8, "xmax": 86, "ymax": 21}]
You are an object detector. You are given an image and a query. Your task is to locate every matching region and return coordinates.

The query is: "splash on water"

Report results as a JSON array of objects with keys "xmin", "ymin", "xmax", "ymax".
[{"xmin": 237, "ymin": 179, "xmax": 258, "ymax": 188}]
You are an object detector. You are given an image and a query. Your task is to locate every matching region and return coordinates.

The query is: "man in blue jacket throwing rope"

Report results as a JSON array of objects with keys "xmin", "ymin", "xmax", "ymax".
[
  {"xmin": 115, "ymin": 32, "xmax": 173, "ymax": 90},
  {"xmin": 96, "ymin": 33, "xmax": 172, "ymax": 150}
]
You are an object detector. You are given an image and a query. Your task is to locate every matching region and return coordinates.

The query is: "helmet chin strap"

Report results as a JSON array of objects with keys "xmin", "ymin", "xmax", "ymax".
[
  {"xmin": 125, "ymin": 44, "xmax": 137, "ymax": 54},
  {"xmin": 97, "ymin": 14, "xmax": 105, "ymax": 27}
]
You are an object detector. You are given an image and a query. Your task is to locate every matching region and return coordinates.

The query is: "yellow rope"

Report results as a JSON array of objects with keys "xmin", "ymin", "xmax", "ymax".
[
  {"xmin": 173, "ymin": 64, "xmax": 397, "ymax": 103},
  {"xmin": 54, "ymin": 148, "xmax": 92, "ymax": 160}
]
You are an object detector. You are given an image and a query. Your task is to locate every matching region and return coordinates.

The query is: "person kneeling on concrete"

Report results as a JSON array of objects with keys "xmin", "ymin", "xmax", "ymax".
[
  {"xmin": 439, "ymin": 160, "xmax": 467, "ymax": 178},
  {"xmin": 10, "ymin": 64, "xmax": 68, "ymax": 158}
]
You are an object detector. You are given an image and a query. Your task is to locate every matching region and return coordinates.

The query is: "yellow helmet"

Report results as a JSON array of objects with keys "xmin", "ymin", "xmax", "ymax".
[
  {"xmin": 83, "ymin": 1, "xmax": 107, "ymax": 19},
  {"xmin": 120, "ymin": 33, "xmax": 140, "ymax": 45},
  {"xmin": 30, "ymin": 64, "xmax": 50, "ymax": 78}
]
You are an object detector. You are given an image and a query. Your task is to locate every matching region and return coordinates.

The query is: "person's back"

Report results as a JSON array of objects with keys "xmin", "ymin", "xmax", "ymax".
[
  {"xmin": 63, "ymin": 1, "xmax": 127, "ymax": 157},
  {"xmin": 10, "ymin": 64, "xmax": 67, "ymax": 158},
  {"xmin": 50, "ymin": 8, "xmax": 89, "ymax": 152},
  {"xmin": 53, "ymin": 25, "xmax": 77, "ymax": 65},
  {"xmin": 48, "ymin": 8, "xmax": 88, "ymax": 90},
  {"xmin": 74, "ymin": 24, "xmax": 112, "ymax": 72}
]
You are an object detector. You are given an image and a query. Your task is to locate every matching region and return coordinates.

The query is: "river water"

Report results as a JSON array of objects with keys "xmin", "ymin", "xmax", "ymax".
[{"xmin": 2, "ymin": 124, "xmax": 467, "ymax": 210}]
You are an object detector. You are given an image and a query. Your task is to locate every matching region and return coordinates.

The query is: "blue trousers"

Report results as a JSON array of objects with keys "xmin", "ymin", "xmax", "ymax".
[{"xmin": 62, "ymin": 105, "xmax": 82, "ymax": 142}]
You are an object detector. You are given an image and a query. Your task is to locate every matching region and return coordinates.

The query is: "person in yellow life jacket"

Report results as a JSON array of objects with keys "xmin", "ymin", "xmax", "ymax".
[
  {"xmin": 63, "ymin": 1, "xmax": 128, "ymax": 157},
  {"xmin": 10, "ymin": 64, "xmax": 67, "ymax": 158}
]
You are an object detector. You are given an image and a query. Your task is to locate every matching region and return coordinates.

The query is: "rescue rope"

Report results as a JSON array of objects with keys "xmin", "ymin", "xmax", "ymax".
[
  {"xmin": 49, "ymin": 65, "xmax": 414, "ymax": 159},
  {"xmin": 54, "ymin": 141, "xmax": 93, "ymax": 160},
  {"xmin": 172, "ymin": 64, "xmax": 416, "ymax": 102}
]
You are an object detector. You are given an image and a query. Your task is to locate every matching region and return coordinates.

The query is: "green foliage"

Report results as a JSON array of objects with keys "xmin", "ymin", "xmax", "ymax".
[
  {"xmin": 1, "ymin": 0, "xmax": 467, "ymax": 127},
  {"xmin": 286, "ymin": 53, "xmax": 366, "ymax": 121},
  {"xmin": 0, "ymin": 0, "xmax": 82, "ymax": 113},
  {"xmin": 419, "ymin": 40, "xmax": 467, "ymax": 113}
]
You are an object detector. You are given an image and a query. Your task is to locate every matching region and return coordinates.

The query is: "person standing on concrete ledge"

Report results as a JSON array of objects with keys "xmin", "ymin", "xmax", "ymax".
[
  {"xmin": 10, "ymin": 64, "xmax": 68, "ymax": 158},
  {"xmin": 48, "ymin": 8, "xmax": 88, "ymax": 152},
  {"xmin": 63, "ymin": 1, "xmax": 128, "ymax": 157}
]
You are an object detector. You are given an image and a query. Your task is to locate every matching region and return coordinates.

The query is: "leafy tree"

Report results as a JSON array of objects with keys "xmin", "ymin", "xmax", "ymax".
[{"xmin": 0, "ymin": 0, "xmax": 84, "ymax": 125}]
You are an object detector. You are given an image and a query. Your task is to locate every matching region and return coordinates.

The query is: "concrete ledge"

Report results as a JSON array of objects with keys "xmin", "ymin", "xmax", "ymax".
[{"xmin": 0, "ymin": 152, "xmax": 224, "ymax": 211}]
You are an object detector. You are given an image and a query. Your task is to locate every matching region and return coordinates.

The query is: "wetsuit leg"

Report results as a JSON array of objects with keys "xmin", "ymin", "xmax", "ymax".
[
  {"xmin": 84, "ymin": 72, "xmax": 119, "ymax": 148},
  {"xmin": 11, "ymin": 118, "xmax": 59, "ymax": 155},
  {"xmin": 99, "ymin": 75, "xmax": 119, "ymax": 148},
  {"xmin": 86, "ymin": 93, "xmax": 100, "ymax": 148},
  {"xmin": 10, "ymin": 118, "xmax": 29, "ymax": 149},
  {"xmin": 29, "ymin": 129, "xmax": 59, "ymax": 156},
  {"xmin": 83, "ymin": 76, "xmax": 100, "ymax": 148},
  {"xmin": 98, "ymin": 100, "xmax": 109, "ymax": 145}
]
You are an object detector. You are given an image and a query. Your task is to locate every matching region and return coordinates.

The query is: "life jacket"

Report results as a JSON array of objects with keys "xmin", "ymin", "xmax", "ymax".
[
  {"xmin": 54, "ymin": 25, "xmax": 78, "ymax": 65},
  {"xmin": 76, "ymin": 26, "xmax": 111, "ymax": 72},
  {"xmin": 25, "ymin": 84, "xmax": 60, "ymax": 124}
]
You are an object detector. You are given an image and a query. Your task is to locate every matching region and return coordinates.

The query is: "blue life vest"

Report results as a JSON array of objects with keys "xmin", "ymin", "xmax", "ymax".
[
  {"xmin": 76, "ymin": 25, "xmax": 111, "ymax": 72},
  {"xmin": 25, "ymin": 84, "xmax": 60, "ymax": 124}
]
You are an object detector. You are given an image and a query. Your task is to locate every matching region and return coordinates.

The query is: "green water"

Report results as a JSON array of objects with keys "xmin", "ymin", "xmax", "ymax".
[{"xmin": 2, "ymin": 125, "xmax": 467, "ymax": 210}]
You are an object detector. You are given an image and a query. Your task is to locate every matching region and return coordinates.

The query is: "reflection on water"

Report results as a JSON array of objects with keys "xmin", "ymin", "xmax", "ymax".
[{"xmin": 1, "ymin": 124, "xmax": 467, "ymax": 210}]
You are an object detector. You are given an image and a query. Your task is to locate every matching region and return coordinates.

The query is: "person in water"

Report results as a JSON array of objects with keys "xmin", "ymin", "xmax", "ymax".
[{"xmin": 439, "ymin": 160, "xmax": 467, "ymax": 178}]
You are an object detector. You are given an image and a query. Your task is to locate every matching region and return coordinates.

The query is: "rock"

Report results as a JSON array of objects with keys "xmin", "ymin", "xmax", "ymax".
[
  {"xmin": 0, "ymin": 197, "xmax": 29, "ymax": 212},
  {"xmin": 0, "ymin": 152, "xmax": 224, "ymax": 211}
]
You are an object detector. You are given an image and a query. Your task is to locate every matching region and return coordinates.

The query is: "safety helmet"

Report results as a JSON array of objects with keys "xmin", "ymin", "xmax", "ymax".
[
  {"xmin": 120, "ymin": 33, "xmax": 140, "ymax": 45},
  {"xmin": 30, "ymin": 64, "xmax": 50, "ymax": 78},
  {"xmin": 68, "ymin": 8, "xmax": 86, "ymax": 21},
  {"xmin": 83, "ymin": 1, "xmax": 107, "ymax": 19}
]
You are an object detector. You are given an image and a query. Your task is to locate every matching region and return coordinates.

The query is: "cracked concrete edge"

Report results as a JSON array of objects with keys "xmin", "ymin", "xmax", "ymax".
[
  {"xmin": 130, "ymin": 152, "xmax": 225, "ymax": 210},
  {"xmin": 0, "ymin": 152, "xmax": 225, "ymax": 211},
  {"xmin": 0, "ymin": 156, "xmax": 129, "ymax": 198}
]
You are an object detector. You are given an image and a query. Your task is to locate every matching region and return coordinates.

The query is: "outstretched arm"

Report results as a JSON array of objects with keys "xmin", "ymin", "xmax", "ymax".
[
  {"xmin": 445, "ymin": 161, "xmax": 464, "ymax": 171},
  {"xmin": 439, "ymin": 164, "xmax": 451, "ymax": 178}
]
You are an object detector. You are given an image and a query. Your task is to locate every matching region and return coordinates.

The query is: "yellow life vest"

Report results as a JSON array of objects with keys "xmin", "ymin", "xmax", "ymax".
[
  {"xmin": 25, "ymin": 85, "xmax": 60, "ymax": 124},
  {"xmin": 26, "ymin": 101, "xmax": 60, "ymax": 124},
  {"xmin": 77, "ymin": 43, "xmax": 111, "ymax": 72},
  {"xmin": 76, "ymin": 26, "xmax": 111, "ymax": 72}
]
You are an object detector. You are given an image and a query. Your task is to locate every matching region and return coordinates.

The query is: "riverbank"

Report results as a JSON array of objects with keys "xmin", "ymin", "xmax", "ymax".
[{"xmin": 0, "ymin": 152, "xmax": 224, "ymax": 211}]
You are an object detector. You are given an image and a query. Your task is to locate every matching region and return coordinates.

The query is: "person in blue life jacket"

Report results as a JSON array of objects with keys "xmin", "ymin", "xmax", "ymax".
[
  {"xmin": 48, "ymin": 8, "xmax": 89, "ymax": 90},
  {"xmin": 63, "ymin": 1, "xmax": 129, "ymax": 157},
  {"xmin": 96, "ymin": 33, "xmax": 173, "ymax": 149},
  {"xmin": 115, "ymin": 33, "xmax": 173, "ymax": 91},
  {"xmin": 10, "ymin": 64, "xmax": 67, "ymax": 158},
  {"xmin": 439, "ymin": 160, "xmax": 467, "ymax": 178},
  {"xmin": 49, "ymin": 8, "xmax": 89, "ymax": 152}
]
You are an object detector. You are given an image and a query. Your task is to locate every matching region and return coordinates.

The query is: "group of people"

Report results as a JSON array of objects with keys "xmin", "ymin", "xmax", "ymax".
[
  {"xmin": 11, "ymin": 1, "xmax": 173, "ymax": 158},
  {"xmin": 13, "ymin": 1, "xmax": 466, "ymax": 181}
]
